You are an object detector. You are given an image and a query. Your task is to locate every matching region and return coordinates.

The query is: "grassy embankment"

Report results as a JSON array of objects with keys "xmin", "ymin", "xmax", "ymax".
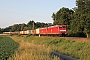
[
  {"xmin": 11, "ymin": 35, "xmax": 90, "ymax": 60},
  {"xmin": 9, "ymin": 35, "xmax": 60, "ymax": 60}
]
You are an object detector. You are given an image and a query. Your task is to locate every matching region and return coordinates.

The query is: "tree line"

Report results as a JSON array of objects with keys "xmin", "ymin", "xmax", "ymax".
[
  {"xmin": 0, "ymin": 21, "xmax": 52, "ymax": 33},
  {"xmin": 52, "ymin": 0, "xmax": 90, "ymax": 38}
]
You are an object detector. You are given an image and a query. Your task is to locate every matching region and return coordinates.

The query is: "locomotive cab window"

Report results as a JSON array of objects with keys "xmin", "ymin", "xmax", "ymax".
[{"xmin": 59, "ymin": 26, "xmax": 66, "ymax": 28}]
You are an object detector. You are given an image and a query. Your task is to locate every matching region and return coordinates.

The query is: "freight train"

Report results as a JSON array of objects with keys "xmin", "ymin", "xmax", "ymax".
[{"xmin": 3, "ymin": 24, "xmax": 67, "ymax": 36}]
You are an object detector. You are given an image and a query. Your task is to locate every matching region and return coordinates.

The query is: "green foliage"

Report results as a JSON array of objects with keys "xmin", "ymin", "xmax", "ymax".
[
  {"xmin": 3, "ymin": 20, "xmax": 52, "ymax": 33},
  {"xmin": 52, "ymin": 7, "xmax": 74, "ymax": 25},
  {"xmin": 3, "ymin": 23, "xmax": 28, "ymax": 32},
  {"xmin": 71, "ymin": 0, "xmax": 90, "ymax": 37},
  {"xmin": 67, "ymin": 31, "xmax": 86, "ymax": 37},
  {"xmin": 0, "ymin": 36, "xmax": 19, "ymax": 60},
  {"xmin": 0, "ymin": 28, "xmax": 4, "ymax": 34}
]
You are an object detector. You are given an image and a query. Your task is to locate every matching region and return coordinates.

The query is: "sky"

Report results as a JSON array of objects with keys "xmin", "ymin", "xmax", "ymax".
[{"xmin": 0, "ymin": 0, "xmax": 76, "ymax": 28}]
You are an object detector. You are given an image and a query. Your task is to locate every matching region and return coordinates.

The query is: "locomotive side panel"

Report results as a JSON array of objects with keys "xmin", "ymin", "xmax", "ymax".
[
  {"xmin": 47, "ymin": 25, "xmax": 59, "ymax": 34},
  {"xmin": 40, "ymin": 28, "xmax": 47, "ymax": 34}
]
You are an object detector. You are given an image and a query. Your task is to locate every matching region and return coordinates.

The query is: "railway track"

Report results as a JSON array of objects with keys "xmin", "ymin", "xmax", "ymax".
[{"xmin": 1, "ymin": 33, "xmax": 90, "ymax": 42}]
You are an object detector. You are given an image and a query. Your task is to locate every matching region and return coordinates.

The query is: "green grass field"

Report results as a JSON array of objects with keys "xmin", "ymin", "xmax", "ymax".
[
  {"xmin": 11, "ymin": 35, "xmax": 90, "ymax": 60},
  {"xmin": 0, "ymin": 36, "xmax": 19, "ymax": 60}
]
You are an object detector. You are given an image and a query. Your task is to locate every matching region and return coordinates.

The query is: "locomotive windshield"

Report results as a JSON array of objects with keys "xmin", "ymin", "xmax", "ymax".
[{"xmin": 59, "ymin": 26, "xmax": 66, "ymax": 28}]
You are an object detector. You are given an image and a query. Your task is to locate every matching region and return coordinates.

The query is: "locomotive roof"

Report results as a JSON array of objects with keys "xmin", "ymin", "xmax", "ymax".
[{"xmin": 39, "ymin": 24, "xmax": 66, "ymax": 29}]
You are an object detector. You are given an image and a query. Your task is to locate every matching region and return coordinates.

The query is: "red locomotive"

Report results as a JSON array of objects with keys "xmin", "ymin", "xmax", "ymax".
[
  {"xmin": 39, "ymin": 24, "xmax": 66, "ymax": 36},
  {"xmin": 3, "ymin": 24, "xmax": 67, "ymax": 36}
]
